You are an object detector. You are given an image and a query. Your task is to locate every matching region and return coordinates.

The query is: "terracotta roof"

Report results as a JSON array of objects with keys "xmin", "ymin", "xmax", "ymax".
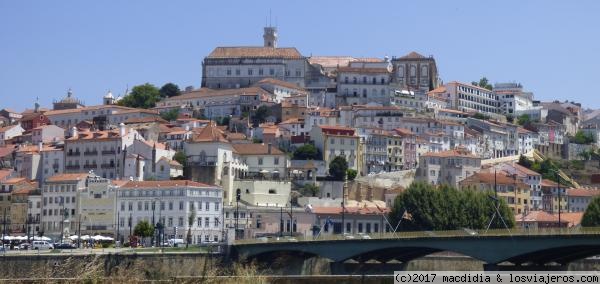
[
  {"xmin": 279, "ymin": 118, "xmax": 304, "ymax": 125},
  {"xmin": 337, "ymin": 66, "xmax": 391, "ymax": 74},
  {"xmin": 124, "ymin": 116, "xmax": 168, "ymax": 124},
  {"xmin": 541, "ymin": 179, "xmax": 558, "ymax": 187},
  {"xmin": 394, "ymin": 128, "xmax": 414, "ymax": 136},
  {"xmin": 567, "ymin": 188, "xmax": 600, "ymax": 197},
  {"xmin": 120, "ymin": 180, "xmax": 214, "ymax": 189},
  {"xmin": 422, "ymin": 148, "xmax": 478, "ymax": 158},
  {"xmin": 140, "ymin": 139, "xmax": 167, "ymax": 150},
  {"xmin": 0, "ymin": 170, "xmax": 11, "ymax": 181},
  {"xmin": 560, "ymin": 212, "xmax": 584, "ymax": 227},
  {"xmin": 509, "ymin": 163, "xmax": 541, "ymax": 177},
  {"xmin": 207, "ymin": 47, "xmax": 303, "ymax": 59},
  {"xmin": 67, "ymin": 130, "xmax": 123, "ymax": 140},
  {"xmin": 225, "ymin": 132, "xmax": 247, "ymax": 141},
  {"xmin": 463, "ymin": 171, "xmax": 528, "ymax": 186},
  {"xmin": 307, "ymin": 56, "xmax": 382, "ymax": 68},
  {"xmin": 0, "ymin": 146, "xmax": 15, "ymax": 158},
  {"xmin": 231, "ymin": 143, "xmax": 283, "ymax": 155},
  {"xmin": 191, "ymin": 123, "xmax": 228, "ymax": 143},
  {"xmin": 46, "ymin": 173, "xmax": 89, "ymax": 182},
  {"xmin": 43, "ymin": 105, "xmax": 130, "ymax": 116},
  {"xmin": 515, "ymin": 210, "xmax": 566, "ymax": 223},
  {"xmin": 254, "ymin": 78, "xmax": 305, "ymax": 91},
  {"xmin": 1, "ymin": 177, "xmax": 27, "ymax": 185},
  {"xmin": 399, "ymin": 51, "xmax": 427, "ymax": 59},
  {"xmin": 16, "ymin": 144, "xmax": 62, "ymax": 153},
  {"xmin": 12, "ymin": 188, "xmax": 34, "ymax": 195}
]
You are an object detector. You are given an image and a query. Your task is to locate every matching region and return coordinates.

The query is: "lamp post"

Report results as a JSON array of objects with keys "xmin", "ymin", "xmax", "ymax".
[
  {"xmin": 341, "ymin": 179, "xmax": 346, "ymax": 235},
  {"xmin": 555, "ymin": 171, "xmax": 562, "ymax": 228}
]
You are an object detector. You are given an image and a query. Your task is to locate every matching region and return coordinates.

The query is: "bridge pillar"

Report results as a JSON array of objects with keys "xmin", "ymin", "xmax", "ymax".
[{"xmin": 484, "ymin": 264, "xmax": 568, "ymax": 271}]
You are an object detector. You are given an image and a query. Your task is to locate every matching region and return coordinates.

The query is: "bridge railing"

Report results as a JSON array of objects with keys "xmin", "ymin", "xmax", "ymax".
[{"xmin": 234, "ymin": 227, "xmax": 600, "ymax": 245}]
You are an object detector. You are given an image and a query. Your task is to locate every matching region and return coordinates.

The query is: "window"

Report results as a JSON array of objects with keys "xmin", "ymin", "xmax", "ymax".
[
  {"xmin": 258, "ymin": 158, "xmax": 263, "ymax": 165},
  {"xmin": 168, "ymin": 218, "xmax": 173, "ymax": 226},
  {"xmin": 204, "ymin": 217, "xmax": 209, "ymax": 227},
  {"xmin": 268, "ymin": 189, "xmax": 277, "ymax": 194},
  {"xmin": 138, "ymin": 201, "xmax": 142, "ymax": 211},
  {"xmin": 269, "ymin": 68, "xmax": 275, "ymax": 75},
  {"xmin": 215, "ymin": 202, "xmax": 220, "ymax": 211},
  {"xmin": 205, "ymin": 202, "xmax": 210, "ymax": 211},
  {"xmin": 178, "ymin": 217, "xmax": 184, "ymax": 226},
  {"xmin": 235, "ymin": 69, "xmax": 240, "ymax": 76},
  {"xmin": 169, "ymin": 202, "xmax": 173, "ymax": 210},
  {"xmin": 179, "ymin": 201, "xmax": 184, "ymax": 210},
  {"xmin": 274, "ymin": 157, "xmax": 279, "ymax": 165}
]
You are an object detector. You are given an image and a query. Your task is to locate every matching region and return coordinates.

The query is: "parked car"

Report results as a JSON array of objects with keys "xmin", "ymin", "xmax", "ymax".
[
  {"xmin": 32, "ymin": 241, "xmax": 54, "ymax": 250},
  {"xmin": 19, "ymin": 243, "xmax": 31, "ymax": 250},
  {"xmin": 54, "ymin": 243, "xmax": 76, "ymax": 249}
]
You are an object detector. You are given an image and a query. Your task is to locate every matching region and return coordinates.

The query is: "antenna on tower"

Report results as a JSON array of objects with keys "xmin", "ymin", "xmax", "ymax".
[{"xmin": 269, "ymin": 9, "xmax": 272, "ymax": 27}]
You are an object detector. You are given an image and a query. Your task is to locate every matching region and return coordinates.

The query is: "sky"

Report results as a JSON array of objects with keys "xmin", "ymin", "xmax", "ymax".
[{"xmin": 1, "ymin": 0, "xmax": 599, "ymax": 111}]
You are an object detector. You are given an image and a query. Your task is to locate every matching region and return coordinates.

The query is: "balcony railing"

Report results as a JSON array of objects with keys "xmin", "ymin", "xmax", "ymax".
[
  {"xmin": 66, "ymin": 151, "xmax": 81, "ymax": 157},
  {"xmin": 83, "ymin": 164, "xmax": 97, "ymax": 169},
  {"xmin": 65, "ymin": 165, "xmax": 80, "ymax": 170},
  {"xmin": 52, "ymin": 164, "xmax": 59, "ymax": 170},
  {"xmin": 101, "ymin": 163, "xmax": 115, "ymax": 169},
  {"xmin": 102, "ymin": 150, "xmax": 116, "ymax": 155},
  {"xmin": 83, "ymin": 151, "xmax": 98, "ymax": 156}
]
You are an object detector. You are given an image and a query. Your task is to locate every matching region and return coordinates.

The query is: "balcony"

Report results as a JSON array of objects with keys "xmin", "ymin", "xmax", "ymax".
[
  {"xmin": 101, "ymin": 163, "xmax": 115, "ymax": 169},
  {"xmin": 65, "ymin": 165, "xmax": 80, "ymax": 170},
  {"xmin": 52, "ymin": 164, "xmax": 59, "ymax": 170},
  {"xmin": 102, "ymin": 150, "xmax": 116, "ymax": 155},
  {"xmin": 83, "ymin": 164, "xmax": 98, "ymax": 169},
  {"xmin": 83, "ymin": 151, "xmax": 98, "ymax": 156},
  {"xmin": 66, "ymin": 151, "xmax": 81, "ymax": 157}
]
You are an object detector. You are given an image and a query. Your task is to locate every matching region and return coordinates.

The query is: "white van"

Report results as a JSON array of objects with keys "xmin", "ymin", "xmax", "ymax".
[
  {"xmin": 167, "ymin": 238, "xmax": 184, "ymax": 247},
  {"xmin": 32, "ymin": 241, "xmax": 54, "ymax": 250}
]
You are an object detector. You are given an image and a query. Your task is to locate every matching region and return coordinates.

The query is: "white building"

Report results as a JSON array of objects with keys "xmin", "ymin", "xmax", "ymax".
[
  {"xmin": 309, "ymin": 125, "xmax": 361, "ymax": 172},
  {"xmin": 0, "ymin": 124, "xmax": 24, "ymax": 146},
  {"xmin": 443, "ymin": 81, "xmax": 500, "ymax": 118},
  {"xmin": 64, "ymin": 125, "xmax": 138, "ymax": 179},
  {"xmin": 493, "ymin": 83, "xmax": 534, "ymax": 116},
  {"xmin": 31, "ymin": 125, "xmax": 65, "ymax": 144},
  {"xmin": 115, "ymin": 180, "xmax": 223, "ymax": 244},
  {"xmin": 336, "ymin": 60, "xmax": 392, "ymax": 106},
  {"xmin": 416, "ymin": 148, "xmax": 482, "ymax": 188},
  {"xmin": 41, "ymin": 173, "xmax": 88, "ymax": 238}
]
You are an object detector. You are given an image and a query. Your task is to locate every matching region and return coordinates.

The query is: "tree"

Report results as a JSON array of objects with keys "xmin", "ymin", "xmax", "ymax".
[
  {"xmin": 518, "ymin": 155, "xmax": 533, "ymax": 169},
  {"xmin": 160, "ymin": 109, "xmax": 179, "ymax": 122},
  {"xmin": 301, "ymin": 183, "xmax": 320, "ymax": 197},
  {"xmin": 118, "ymin": 83, "xmax": 161, "ymax": 109},
  {"xmin": 582, "ymin": 197, "xmax": 600, "ymax": 227},
  {"xmin": 292, "ymin": 144, "xmax": 321, "ymax": 160},
  {"xmin": 346, "ymin": 169, "xmax": 357, "ymax": 181},
  {"xmin": 252, "ymin": 105, "xmax": 271, "ymax": 125},
  {"xmin": 328, "ymin": 156, "xmax": 348, "ymax": 181},
  {"xmin": 134, "ymin": 220, "xmax": 155, "ymax": 245},
  {"xmin": 571, "ymin": 130, "xmax": 594, "ymax": 144},
  {"xmin": 186, "ymin": 210, "xmax": 196, "ymax": 249},
  {"xmin": 517, "ymin": 114, "xmax": 531, "ymax": 126},
  {"xmin": 159, "ymin": 83, "xmax": 181, "ymax": 98},
  {"xmin": 389, "ymin": 182, "xmax": 515, "ymax": 231},
  {"xmin": 471, "ymin": 77, "xmax": 493, "ymax": 90},
  {"xmin": 173, "ymin": 151, "xmax": 187, "ymax": 166}
]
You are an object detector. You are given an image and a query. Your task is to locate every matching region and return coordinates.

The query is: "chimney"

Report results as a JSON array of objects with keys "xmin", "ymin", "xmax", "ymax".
[
  {"xmin": 267, "ymin": 143, "xmax": 272, "ymax": 154},
  {"xmin": 71, "ymin": 127, "xmax": 78, "ymax": 139},
  {"xmin": 119, "ymin": 123, "xmax": 126, "ymax": 137}
]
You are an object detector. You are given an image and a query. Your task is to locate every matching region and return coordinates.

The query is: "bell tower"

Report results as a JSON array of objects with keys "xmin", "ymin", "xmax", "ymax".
[{"xmin": 263, "ymin": 26, "xmax": 278, "ymax": 48}]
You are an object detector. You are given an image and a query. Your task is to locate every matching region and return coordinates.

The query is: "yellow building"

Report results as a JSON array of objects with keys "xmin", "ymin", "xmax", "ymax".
[{"xmin": 460, "ymin": 171, "xmax": 531, "ymax": 214}]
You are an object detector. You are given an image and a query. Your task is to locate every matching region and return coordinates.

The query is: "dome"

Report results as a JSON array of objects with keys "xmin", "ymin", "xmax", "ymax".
[{"xmin": 104, "ymin": 90, "xmax": 114, "ymax": 99}]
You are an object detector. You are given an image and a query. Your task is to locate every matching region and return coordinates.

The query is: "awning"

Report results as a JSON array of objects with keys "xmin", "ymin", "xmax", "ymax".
[{"xmin": 259, "ymin": 169, "xmax": 269, "ymax": 174}]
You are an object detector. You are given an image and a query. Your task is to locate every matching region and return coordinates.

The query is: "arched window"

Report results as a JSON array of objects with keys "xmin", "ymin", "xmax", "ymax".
[
  {"xmin": 372, "ymin": 77, "xmax": 377, "ymax": 84},
  {"xmin": 421, "ymin": 65, "xmax": 428, "ymax": 75},
  {"xmin": 363, "ymin": 76, "xmax": 367, "ymax": 84},
  {"xmin": 353, "ymin": 77, "xmax": 357, "ymax": 84},
  {"xmin": 397, "ymin": 66, "xmax": 404, "ymax": 77},
  {"xmin": 362, "ymin": 89, "xmax": 367, "ymax": 97},
  {"xmin": 410, "ymin": 65, "xmax": 416, "ymax": 77}
]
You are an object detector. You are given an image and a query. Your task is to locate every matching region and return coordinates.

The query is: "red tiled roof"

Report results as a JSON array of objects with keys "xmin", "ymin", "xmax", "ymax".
[
  {"xmin": 312, "ymin": 206, "xmax": 389, "ymax": 215},
  {"xmin": 254, "ymin": 78, "xmax": 305, "ymax": 91},
  {"xmin": 567, "ymin": 188, "xmax": 600, "ymax": 197},
  {"xmin": 399, "ymin": 51, "xmax": 427, "ymax": 59},
  {"xmin": 191, "ymin": 123, "xmax": 228, "ymax": 143},
  {"xmin": 207, "ymin": 47, "xmax": 303, "ymax": 59},
  {"xmin": 422, "ymin": 148, "xmax": 477, "ymax": 158},
  {"xmin": 46, "ymin": 173, "xmax": 89, "ymax": 182},
  {"xmin": 231, "ymin": 143, "xmax": 283, "ymax": 155},
  {"xmin": 337, "ymin": 67, "xmax": 391, "ymax": 74}
]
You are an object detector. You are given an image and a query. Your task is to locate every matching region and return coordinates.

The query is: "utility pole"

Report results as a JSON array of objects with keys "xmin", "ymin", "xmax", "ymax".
[
  {"xmin": 341, "ymin": 180, "xmax": 346, "ymax": 235},
  {"xmin": 235, "ymin": 190, "xmax": 240, "ymax": 240},
  {"xmin": 2, "ymin": 208, "xmax": 7, "ymax": 240},
  {"xmin": 556, "ymin": 171, "xmax": 562, "ymax": 228},
  {"xmin": 129, "ymin": 213, "xmax": 132, "ymax": 240},
  {"xmin": 116, "ymin": 211, "xmax": 120, "ymax": 247},
  {"xmin": 279, "ymin": 206, "xmax": 283, "ymax": 237},
  {"xmin": 77, "ymin": 214, "xmax": 81, "ymax": 248}
]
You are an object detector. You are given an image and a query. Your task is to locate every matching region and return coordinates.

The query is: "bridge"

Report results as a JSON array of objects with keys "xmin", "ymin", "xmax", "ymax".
[{"xmin": 232, "ymin": 229, "xmax": 600, "ymax": 270}]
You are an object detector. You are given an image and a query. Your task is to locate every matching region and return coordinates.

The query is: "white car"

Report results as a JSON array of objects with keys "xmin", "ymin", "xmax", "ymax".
[{"xmin": 32, "ymin": 241, "xmax": 54, "ymax": 250}]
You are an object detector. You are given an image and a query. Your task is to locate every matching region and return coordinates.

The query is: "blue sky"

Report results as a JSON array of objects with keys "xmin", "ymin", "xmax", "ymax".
[{"xmin": 1, "ymin": 0, "xmax": 599, "ymax": 111}]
